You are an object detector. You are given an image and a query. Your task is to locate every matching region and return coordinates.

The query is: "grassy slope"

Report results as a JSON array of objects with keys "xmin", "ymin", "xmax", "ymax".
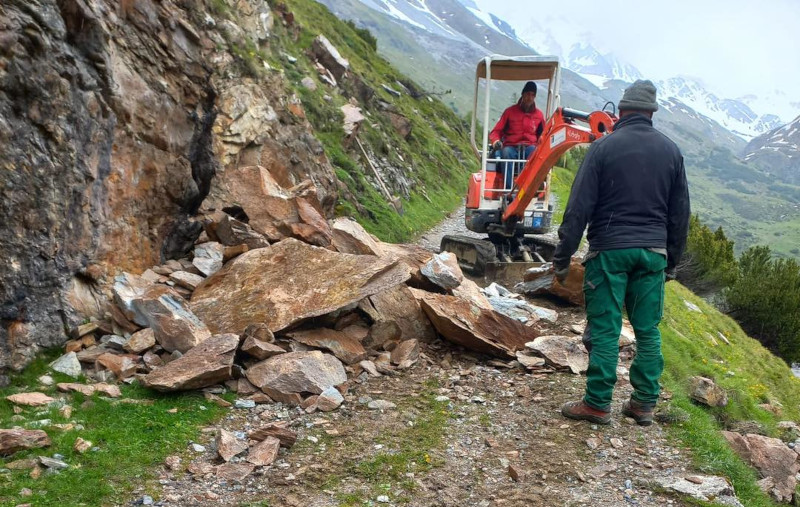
[
  {"xmin": 0, "ymin": 351, "xmax": 229, "ymax": 506},
  {"xmin": 277, "ymin": 0, "xmax": 477, "ymax": 243},
  {"xmin": 553, "ymin": 163, "xmax": 800, "ymax": 506}
]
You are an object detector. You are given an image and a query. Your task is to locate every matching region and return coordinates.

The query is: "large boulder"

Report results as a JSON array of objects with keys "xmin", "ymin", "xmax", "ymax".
[
  {"xmin": 190, "ymin": 238, "xmax": 410, "ymax": 335},
  {"xmin": 411, "ymin": 289, "xmax": 537, "ymax": 358},
  {"xmin": 722, "ymin": 431, "xmax": 800, "ymax": 502},
  {"xmin": 245, "ymin": 350, "xmax": 346, "ymax": 395},
  {"xmin": 311, "ymin": 35, "xmax": 349, "ymax": 80},
  {"xmin": 140, "ymin": 334, "xmax": 239, "ymax": 392}
]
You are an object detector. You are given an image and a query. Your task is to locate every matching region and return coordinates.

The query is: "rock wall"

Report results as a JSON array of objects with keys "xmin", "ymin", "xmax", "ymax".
[{"xmin": 0, "ymin": 0, "xmax": 338, "ymax": 373}]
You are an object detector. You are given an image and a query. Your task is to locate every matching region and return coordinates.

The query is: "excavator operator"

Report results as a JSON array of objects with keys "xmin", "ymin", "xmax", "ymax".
[{"xmin": 489, "ymin": 81, "xmax": 546, "ymax": 192}]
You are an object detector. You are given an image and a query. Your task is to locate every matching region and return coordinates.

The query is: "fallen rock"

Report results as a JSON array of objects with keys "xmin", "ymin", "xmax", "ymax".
[
  {"xmin": 246, "ymin": 350, "xmax": 347, "ymax": 396},
  {"xmin": 94, "ymin": 383, "xmax": 122, "ymax": 398},
  {"xmin": 248, "ymin": 424, "xmax": 297, "ymax": 448},
  {"xmin": 73, "ymin": 437, "xmax": 92, "ymax": 454},
  {"xmin": 193, "ymin": 242, "xmax": 225, "ymax": 277},
  {"xmin": 689, "ymin": 376, "xmax": 728, "ymax": 407},
  {"xmin": 316, "ymin": 386, "xmax": 344, "ymax": 412},
  {"xmin": 56, "ymin": 383, "xmax": 95, "ymax": 396},
  {"xmin": 217, "ymin": 429, "xmax": 248, "ymax": 462},
  {"xmin": 518, "ymin": 259, "xmax": 585, "ymax": 306},
  {"xmin": 390, "ymin": 339, "xmax": 419, "ymax": 366},
  {"xmin": 330, "ymin": 217, "xmax": 382, "ymax": 255},
  {"xmin": 486, "ymin": 296, "xmax": 545, "ymax": 325},
  {"xmin": 287, "ymin": 328, "xmax": 366, "ymax": 365},
  {"xmin": 95, "ymin": 353, "xmax": 138, "ymax": 380},
  {"xmin": 421, "ymin": 251, "xmax": 463, "ymax": 290},
  {"xmin": 168, "ymin": 271, "xmax": 205, "ymax": 291},
  {"xmin": 368, "ymin": 399, "xmax": 396, "ymax": 411},
  {"xmin": 515, "ymin": 351, "xmax": 546, "ymax": 369},
  {"xmin": 140, "ymin": 334, "xmax": 239, "ymax": 392},
  {"xmin": 620, "ymin": 320, "xmax": 637, "ymax": 348},
  {"xmin": 653, "ymin": 475, "xmax": 742, "ymax": 506},
  {"xmin": 526, "ymin": 336, "xmax": 588, "ymax": 374},
  {"xmin": 215, "ymin": 462, "xmax": 255, "ymax": 483},
  {"xmin": 312, "ymin": 34, "xmax": 349, "ymax": 80},
  {"xmin": 340, "ymin": 103, "xmax": 365, "ymax": 137},
  {"xmin": 452, "ymin": 278, "xmax": 493, "ymax": 310},
  {"xmin": 365, "ymin": 285, "xmax": 436, "ymax": 343},
  {"xmin": 212, "ymin": 213, "xmax": 271, "ymax": 250},
  {"xmin": 412, "ymin": 289, "xmax": 536, "ymax": 358},
  {"xmin": 39, "ymin": 456, "xmax": 69, "ymax": 470},
  {"xmin": 123, "ymin": 328, "xmax": 156, "ymax": 354},
  {"xmin": 6, "ymin": 393, "xmax": 54, "ymax": 407},
  {"xmin": 50, "ymin": 352, "xmax": 82, "ymax": 378},
  {"xmin": 722, "ymin": 431, "xmax": 800, "ymax": 502},
  {"xmin": 131, "ymin": 285, "xmax": 212, "ymax": 353},
  {"xmin": 0, "ymin": 429, "xmax": 51, "ymax": 456},
  {"xmin": 191, "ymin": 238, "xmax": 409, "ymax": 335},
  {"xmin": 241, "ymin": 337, "xmax": 286, "ymax": 360},
  {"xmin": 247, "ymin": 436, "xmax": 280, "ymax": 466}
]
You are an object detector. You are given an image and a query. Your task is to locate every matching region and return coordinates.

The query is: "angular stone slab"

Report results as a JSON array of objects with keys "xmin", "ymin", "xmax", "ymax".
[
  {"xmin": 123, "ymin": 328, "xmax": 156, "ymax": 354},
  {"xmin": 0, "ymin": 429, "xmax": 51, "ymax": 456},
  {"xmin": 168, "ymin": 271, "xmax": 205, "ymax": 291},
  {"xmin": 287, "ymin": 328, "xmax": 367, "ymax": 365},
  {"xmin": 50, "ymin": 352, "xmax": 82, "ymax": 378},
  {"xmin": 247, "ymin": 436, "xmax": 280, "ymax": 466},
  {"xmin": 330, "ymin": 217, "xmax": 382, "ymax": 255},
  {"xmin": 411, "ymin": 289, "xmax": 536, "ymax": 358},
  {"xmin": 212, "ymin": 212, "xmax": 270, "ymax": 249},
  {"xmin": 140, "ymin": 334, "xmax": 239, "ymax": 392},
  {"xmin": 6, "ymin": 392, "xmax": 54, "ymax": 406},
  {"xmin": 518, "ymin": 259, "xmax": 585, "ymax": 306},
  {"xmin": 689, "ymin": 376, "xmax": 728, "ymax": 407},
  {"xmin": 421, "ymin": 251, "xmax": 463, "ymax": 290},
  {"xmin": 366, "ymin": 285, "xmax": 436, "ymax": 343},
  {"xmin": 193, "ymin": 242, "xmax": 224, "ymax": 277},
  {"xmin": 526, "ymin": 335, "xmax": 588, "ymax": 374},
  {"xmin": 245, "ymin": 350, "xmax": 346, "ymax": 395},
  {"xmin": 217, "ymin": 429, "xmax": 248, "ymax": 462},
  {"xmin": 653, "ymin": 475, "xmax": 742, "ymax": 506},
  {"xmin": 132, "ymin": 285, "xmax": 211, "ymax": 353},
  {"xmin": 191, "ymin": 238, "xmax": 410, "ymax": 335},
  {"xmin": 248, "ymin": 424, "xmax": 297, "ymax": 448}
]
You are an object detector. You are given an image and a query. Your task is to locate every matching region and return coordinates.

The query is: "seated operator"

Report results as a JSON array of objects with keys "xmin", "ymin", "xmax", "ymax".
[{"xmin": 489, "ymin": 81, "xmax": 546, "ymax": 192}]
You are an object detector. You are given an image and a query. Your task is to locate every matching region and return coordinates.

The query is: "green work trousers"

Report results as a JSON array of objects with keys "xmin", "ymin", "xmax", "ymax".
[{"xmin": 582, "ymin": 248, "xmax": 667, "ymax": 410}]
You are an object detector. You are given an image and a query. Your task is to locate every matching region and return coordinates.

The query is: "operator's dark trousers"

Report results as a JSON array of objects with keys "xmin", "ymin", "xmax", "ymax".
[
  {"xmin": 493, "ymin": 145, "xmax": 535, "ymax": 190},
  {"xmin": 582, "ymin": 248, "xmax": 667, "ymax": 410}
]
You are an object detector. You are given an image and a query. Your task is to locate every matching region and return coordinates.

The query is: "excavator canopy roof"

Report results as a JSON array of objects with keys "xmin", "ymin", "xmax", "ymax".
[{"xmin": 475, "ymin": 55, "xmax": 560, "ymax": 82}]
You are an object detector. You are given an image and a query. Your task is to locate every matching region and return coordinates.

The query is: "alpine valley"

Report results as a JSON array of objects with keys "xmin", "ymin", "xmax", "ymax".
[{"xmin": 318, "ymin": 0, "xmax": 800, "ymax": 258}]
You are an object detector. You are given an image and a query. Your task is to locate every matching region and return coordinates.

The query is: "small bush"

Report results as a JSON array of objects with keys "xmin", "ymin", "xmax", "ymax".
[{"xmin": 677, "ymin": 215, "xmax": 738, "ymax": 294}]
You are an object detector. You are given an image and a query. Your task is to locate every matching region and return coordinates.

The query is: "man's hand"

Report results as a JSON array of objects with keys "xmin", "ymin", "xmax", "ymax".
[
  {"xmin": 553, "ymin": 264, "xmax": 570, "ymax": 284},
  {"xmin": 665, "ymin": 267, "xmax": 677, "ymax": 281},
  {"xmin": 492, "ymin": 140, "xmax": 502, "ymax": 151}
]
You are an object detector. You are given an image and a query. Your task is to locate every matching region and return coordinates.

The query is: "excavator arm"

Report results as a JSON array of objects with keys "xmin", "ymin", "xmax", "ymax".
[{"xmin": 502, "ymin": 108, "xmax": 617, "ymax": 224}]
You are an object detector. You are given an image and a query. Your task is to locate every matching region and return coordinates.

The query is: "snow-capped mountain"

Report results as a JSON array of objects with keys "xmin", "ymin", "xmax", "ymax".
[
  {"xmin": 564, "ymin": 42, "xmax": 643, "ymax": 87},
  {"xmin": 744, "ymin": 115, "xmax": 800, "ymax": 185},
  {"xmin": 656, "ymin": 77, "xmax": 783, "ymax": 140}
]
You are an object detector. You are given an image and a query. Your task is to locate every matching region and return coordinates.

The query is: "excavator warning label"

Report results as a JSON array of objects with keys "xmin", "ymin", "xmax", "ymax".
[{"xmin": 550, "ymin": 129, "xmax": 566, "ymax": 148}]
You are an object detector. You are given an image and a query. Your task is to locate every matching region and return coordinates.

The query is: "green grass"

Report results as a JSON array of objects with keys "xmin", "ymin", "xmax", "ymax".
[
  {"xmin": 0, "ymin": 350, "xmax": 229, "ymax": 506},
  {"xmin": 322, "ymin": 379, "xmax": 452, "ymax": 506},
  {"xmin": 658, "ymin": 283, "xmax": 800, "ymax": 506}
]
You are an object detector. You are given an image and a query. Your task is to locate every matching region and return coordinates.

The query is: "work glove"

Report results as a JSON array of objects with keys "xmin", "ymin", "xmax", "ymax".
[
  {"xmin": 553, "ymin": 264, "xmax": 570, "ymax": 284},
  {"xmin": 665, "ymin": 267, "xmax": 677, "ymax": 281},
  {"xmin": 492, "ymin": 140, "xmax": 502, "ymax": 151}
]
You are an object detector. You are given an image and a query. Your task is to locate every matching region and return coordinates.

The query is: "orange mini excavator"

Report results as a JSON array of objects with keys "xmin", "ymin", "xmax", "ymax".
[{"xmin": 441, "ymin": 56, "xmax": 617, "ymax": 278}]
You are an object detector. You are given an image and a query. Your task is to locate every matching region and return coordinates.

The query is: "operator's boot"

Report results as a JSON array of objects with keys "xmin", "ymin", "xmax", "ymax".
[
  {"xmin": 621, "ymin": 398, "xmax": 655, "ymax": 426},
  {"xmin": 561, "ymin": 400, "xmax": 611, "ymax": 425}
]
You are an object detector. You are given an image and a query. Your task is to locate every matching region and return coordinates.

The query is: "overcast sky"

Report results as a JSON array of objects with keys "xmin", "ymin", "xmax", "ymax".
[{"xmin": 472, "ymin": 0, "xmax": 800, "ymax": 99}]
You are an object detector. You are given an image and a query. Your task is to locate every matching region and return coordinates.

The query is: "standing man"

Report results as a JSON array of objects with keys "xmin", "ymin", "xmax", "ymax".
[
  {"xmin": 554, "ymin": 80, "xmax": 690, "ymax": 426},
  {"xmin": 489, "ymin": 81, "xmax": 545, "ymax": 191}
]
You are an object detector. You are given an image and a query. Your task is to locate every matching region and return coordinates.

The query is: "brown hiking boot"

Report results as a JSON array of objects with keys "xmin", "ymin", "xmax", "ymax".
[
  {"xmin": 622, "ymin": 399, "xmax": 655, "ymax": 426},
  {"xmin": 561, "ymin": 400, "xmax": 611, "ymax": 425}
]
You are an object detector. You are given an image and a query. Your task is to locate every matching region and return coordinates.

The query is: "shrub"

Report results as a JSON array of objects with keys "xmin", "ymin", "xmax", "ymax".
[
  {"xmin": 677, "ymin": 215, "xmax": 738, "ymax": 294},
  {"xmin": 725, "ymin": 245, "xmax": 800, "ymax": 363}
]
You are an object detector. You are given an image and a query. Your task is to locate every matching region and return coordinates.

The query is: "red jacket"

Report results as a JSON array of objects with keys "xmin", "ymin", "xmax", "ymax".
[{"xmin": 489, "ymin": 103, "xmax": 545, "ymax": 146}]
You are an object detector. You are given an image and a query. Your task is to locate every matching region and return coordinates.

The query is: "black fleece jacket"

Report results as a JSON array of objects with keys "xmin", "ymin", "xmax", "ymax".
[{"xmin": 552, "ymin": 113, "xmax": 690, "ymax": 271}]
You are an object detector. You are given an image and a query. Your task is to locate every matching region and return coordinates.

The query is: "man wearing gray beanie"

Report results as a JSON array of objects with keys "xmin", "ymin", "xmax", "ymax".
[{"xmin": 554, "ymin": 79, "xmax": 690, "ymax": 426}]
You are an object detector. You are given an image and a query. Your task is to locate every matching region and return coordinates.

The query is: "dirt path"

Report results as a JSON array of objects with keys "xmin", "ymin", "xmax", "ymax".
[{"xmin": 138, "ymin": 213, "xmax": 695, "ymax": 507}]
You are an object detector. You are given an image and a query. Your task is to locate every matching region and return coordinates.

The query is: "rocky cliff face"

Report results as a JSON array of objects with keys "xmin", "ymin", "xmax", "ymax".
[{"xmin": 0, "ymin": 0, "xmax": 338, "ymax": 374}]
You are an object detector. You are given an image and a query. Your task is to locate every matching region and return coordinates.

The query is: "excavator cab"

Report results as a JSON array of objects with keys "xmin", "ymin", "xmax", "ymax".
[
  {"xmin": 442, "ymin": 55, "xmax": 617, "ymax": 280},
  {"xmin": 467, "ymin": 56, "xmax": 561, "ymax": 237}
]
